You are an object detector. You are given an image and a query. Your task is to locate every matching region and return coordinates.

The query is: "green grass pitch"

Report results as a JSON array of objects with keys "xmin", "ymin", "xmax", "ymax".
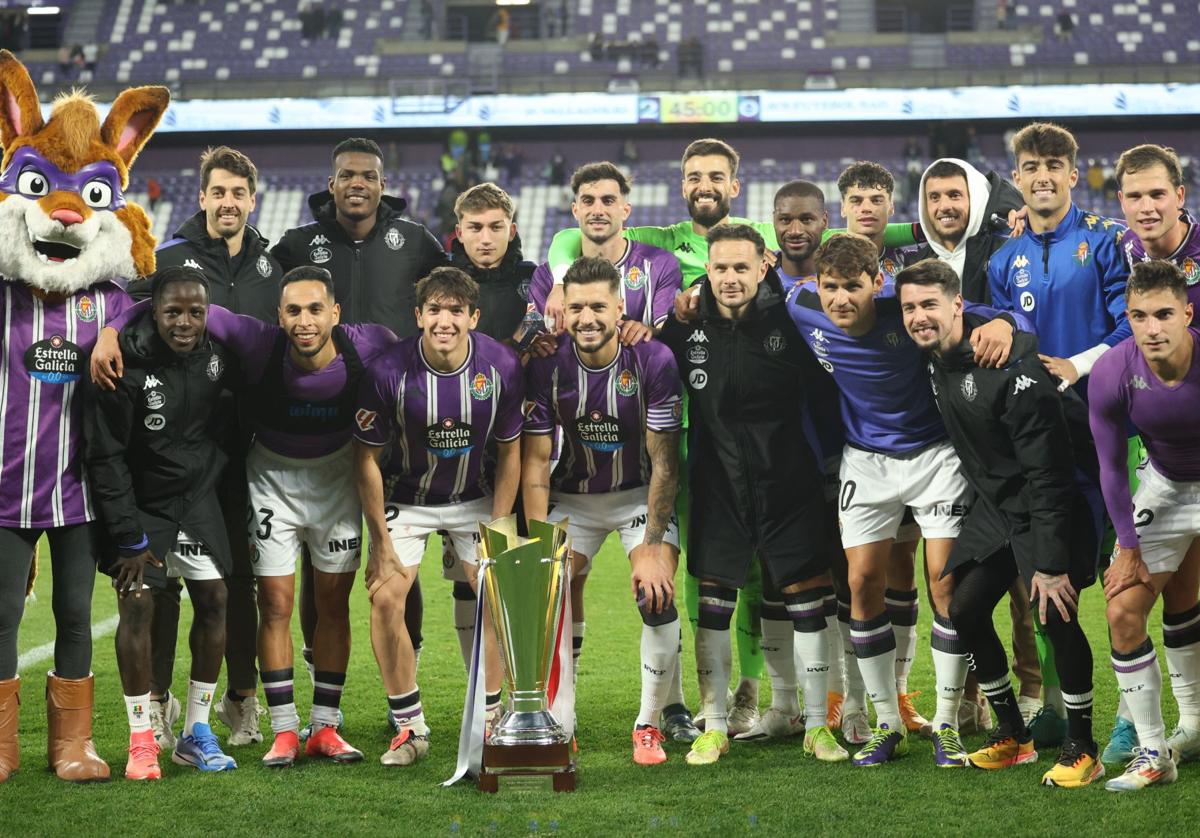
[{"xmin": 4, "ymin": 535, "xmax": 1186, "ymax": 836}]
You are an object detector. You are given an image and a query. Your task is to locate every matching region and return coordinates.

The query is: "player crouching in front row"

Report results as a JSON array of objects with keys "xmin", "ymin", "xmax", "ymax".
[{"xmin": 85, "ymin": 267, "xmax": 239, "ymax": 778}]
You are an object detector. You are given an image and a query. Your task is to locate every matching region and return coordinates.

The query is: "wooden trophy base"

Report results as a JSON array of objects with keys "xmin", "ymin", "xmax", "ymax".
[{"xmin": 479, "ymin": 741, "xmax": 576, "ymax": 793}]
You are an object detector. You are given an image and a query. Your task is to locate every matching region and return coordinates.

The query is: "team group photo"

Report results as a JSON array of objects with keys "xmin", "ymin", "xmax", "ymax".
[{"xmin": 0, "ymin": 0, "xmax": 1198, "ymax": 832}]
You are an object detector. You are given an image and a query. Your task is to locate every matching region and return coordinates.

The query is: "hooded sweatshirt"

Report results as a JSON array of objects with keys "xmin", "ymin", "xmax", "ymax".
[{"xmin": 915, "ymin": 158, "xmax": 1024, "ymax": 303}]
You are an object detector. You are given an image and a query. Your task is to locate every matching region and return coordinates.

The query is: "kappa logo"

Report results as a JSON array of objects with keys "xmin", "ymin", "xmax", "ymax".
[
  {"xmin": 384, "ymin": 227, "xmax": 405, "ymax": 251},
  {"xmin": 143, "ymin": 375, "xmax": 163, "ymax": 389},
  {"xmin": 808, "ymin": 327, "xmax": 830, "ymax": 357},
  {"xmin": 1012, "ymin": 375, "xmax": 1036, "ymax": 394},
  {"xmin": 1131, "ymin": 375, "xmax": 1150, "ymax": 390},
  {"xmin": 1013, "ymin": 255, "xmax": 1030, "ymax": 269},
  {"xmin": 182, "ymin": 259, "xmax": 202, "ymax": 270},
  {"xmin": 1084, "ymin": 214, "xmax": 1100, "ymax": 230},
  {"xmin": 309, "ymin": 234, "xmax": 331, "ymax": 247},
  {"xmin": 686, "ymin": 330, "xmax": 708, "ymax": 344}
]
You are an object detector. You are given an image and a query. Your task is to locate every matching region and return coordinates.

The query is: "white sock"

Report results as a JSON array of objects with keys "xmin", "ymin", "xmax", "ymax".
[
  {"xmin": 1112, "ymin": 641, "xmax": 1168, "ymax": 754},
  {"xmin": 125, "ymin": 692, "xmax": 152, "ymax": 734},
  {"xmin": 572, "ymin": 621, "xmax": 586, "ymax": 685},
  {"xmin": 1163, "ymin": 607, "xmax": 1200, "ymax": 730},
  {"xmin": 760, "ymin": 607, "xmax": 800, "ymax": 715},
  {"xmin": 886, "ymin": 588, "xmax": 919, "ymax": 694},
  {"xmin": 824, "ymin": 606, "xmax": 845, "ymax": 695},
  {"xmin": 637, "ymin": 618, "xmax": 681, "ymax": 727},
  {"xmin": 931, "ymin": 615, "xmax": 968, "ymax": 729},
  {"xmin": 840, "ymin": 608, "xmax": 866, "ymax": 710},
  {"xmin": 1116, "ymin": 691, "xmax": 1131, "ymax": 722},
  {"xmin": 793, "ymin": 626, "xmax": 829, "ymax": 730},
  {"xmin": 852, "ymin": 614, "xmax": 901, "ymax": 730},
  {"xmin": 184, "ymin": 679, "xmax": 217, "ymax": 735},
  {"xmin": 664, "ymin": 627, "xmax": 686, "ymax": 708},
  {"xmin": 1043, "ymin": 683, "xmax": 1065, "ymax": 717},
  {"xmin": 388, "ymin": 688, "xmax": 429, "ymax": 735},
  {"xmin": 696, "ymin": 626, "xmax": 731, "ymax": 734},
  {"xmin": 454, "ymin": 596, "xmax": 476, "ymax": 673}
]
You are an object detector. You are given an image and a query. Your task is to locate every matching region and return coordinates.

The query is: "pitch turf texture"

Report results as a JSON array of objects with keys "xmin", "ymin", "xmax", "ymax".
[{"xmin": 4, "ymin": 535, "xmax": 1184, "ymax": 836}]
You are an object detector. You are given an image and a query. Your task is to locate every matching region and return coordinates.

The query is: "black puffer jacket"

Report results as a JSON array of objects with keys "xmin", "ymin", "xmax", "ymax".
[
  {"xmin": 448, "ymin": 233, "xmax": 536, "ymax": 341},
  {"xmin": 271, "ymin": 192, "xmax": 447, "ymax": 338},
  {"xmin": 139, "ymin": 211, "xmax": 283, "ymax": 323},
  {"xmin": 930, "ymin": 313, "xmax": 1101, "ymax": 583},
  {"xmin": 84, "ymin": 310, "xmax": 239, "ymax": 578}
]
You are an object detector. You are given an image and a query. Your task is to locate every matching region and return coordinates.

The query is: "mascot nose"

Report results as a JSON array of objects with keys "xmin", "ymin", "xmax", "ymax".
[{"xmin": 50, "ymin": 208, "xmax": 84, "ymax": 226}]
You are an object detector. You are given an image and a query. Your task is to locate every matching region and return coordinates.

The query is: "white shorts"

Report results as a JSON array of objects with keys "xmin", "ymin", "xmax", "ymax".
[
  {"xmin": 385, "ymin": 496, "xmax": 490, "ymax": 571},
  {"xmin": 246, "ymin": 443, "xmax": 362, "ymax": 577},
  {"xmin": 1130, "ymin": 461, "xmax": 1200, "ymax": 575},
  {"xmin": 164, "ymin": 530, "xmax": 223, "ymax": 582},
  {"xmin": 837, "ymin": 441, "xmax": 969, "ymax": 550},
  {"xmin": 546, "ymin": 486, "xmax": 680, "ymax": 574},
  {"xmin": 826, "ymin": 456, "xmax": 919, "ymax": 544}
]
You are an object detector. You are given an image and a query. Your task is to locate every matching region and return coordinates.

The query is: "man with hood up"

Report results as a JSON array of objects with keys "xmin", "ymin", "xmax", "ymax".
[
  {"xmin": 912, "ymin": 158, "xmax": 1023, "ymax": 305},
  {"xmin": 914, "ymin": 156, "xmax": 1056, "ymax": 743}
]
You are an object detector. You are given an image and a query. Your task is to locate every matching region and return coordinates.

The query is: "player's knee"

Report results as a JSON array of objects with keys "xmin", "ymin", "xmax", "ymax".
[
  {"xmin": 639, "ymin": 599, "xmax": 679, "ymax": 627},
  {"xmin": 452, "ymin": 580, "xmax": 476, "ymax": 602},
  {"xmin": 257, "ymin": 584, "xmax": 294, "ymax": 623},
  {"xmin": 1106, "ymin": 599, "xmax": 1146, "ymax": 648},
  {"xmin": 946, "ymin": 593, "xmax": 977, "ymax": 636},
  {"xmin": 371, "ymin": 576, "xmax": 409, "ymax": 620},
  {"xmin": 118, "ymin": 591, "xmax": 155, "ymax": 628}
]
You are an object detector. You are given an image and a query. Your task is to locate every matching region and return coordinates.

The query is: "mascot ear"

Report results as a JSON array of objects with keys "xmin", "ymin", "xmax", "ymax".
[
  {"xmin": 0, "ymin": 49, "xmax": 44, "ymax": 149},
  {"xmin": 100, "ymin": 86, "xmax": 170, "ymax": 169}
]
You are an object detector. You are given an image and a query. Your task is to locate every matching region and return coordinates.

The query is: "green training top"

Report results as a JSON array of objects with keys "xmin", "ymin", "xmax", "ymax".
[{"xmin": 548, "ymin": 220, "xmax": 919, "ymax": 286}]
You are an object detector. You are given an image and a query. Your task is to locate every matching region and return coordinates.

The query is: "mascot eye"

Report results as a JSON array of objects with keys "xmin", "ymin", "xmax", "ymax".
[
  {"xmin": 17, "ymin": 170, "xmax": 49, "ymax": 197},
  {"xmin": 81, "ymin": 179, "xmax": 114, "ymax": 208}
]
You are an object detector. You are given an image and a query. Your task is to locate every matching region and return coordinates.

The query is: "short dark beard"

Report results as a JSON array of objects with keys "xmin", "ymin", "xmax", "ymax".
[{"xmin": 688, "ymin": 195, "xmax": 731, "ymax": 228}]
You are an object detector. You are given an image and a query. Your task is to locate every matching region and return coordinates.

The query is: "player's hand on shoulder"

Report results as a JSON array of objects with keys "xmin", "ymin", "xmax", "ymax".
[
  {"xmin": 521, "ymin": 331, "xmax": 559, "ymax": 364},
  {"xmin": 972, "ymin": 318, "xmax": 1014, "ymax": 368},
  {"xmin": 673, "ymin": 285, "xmax": 702, "ymax": 323},
  {"xmin": 1103, "ymin": 545, "xmax": 1152, "ymax": 601},
  {"xmin": 1038, "ymin": 354, "xmax": 1079, "ymax": 391},
  {"xmin": 1007, "ymin": 205, "xmax": 1029, "ymax": 238},
  {"xmin": 545, "ymin": 285, "xmax": 566, "ymax": 335},
  {"xmin": 618, "ymin": 319, "xmax": 654, "ymax": 346},
  {"xmin": 90, "ymin": 327, "xmax": 124, "ymax": 390}
]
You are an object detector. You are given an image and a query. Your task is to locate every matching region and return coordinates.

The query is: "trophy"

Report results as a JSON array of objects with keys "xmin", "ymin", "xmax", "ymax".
[{"xmin": 477, "ymin": 516, "xmax": 576, "ymax": 792}]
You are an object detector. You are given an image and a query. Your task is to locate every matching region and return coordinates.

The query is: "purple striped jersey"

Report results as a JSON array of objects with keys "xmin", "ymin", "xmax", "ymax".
[
  {"xmin": 0, "ymin": 280, "xmax": 130, "ymax": 528},
  {"xmin": 524, "ymin": 338, "xmax": 682, "ymax": 494},
  {"xmin": 530, "ymin": 240, "xmax": 683, "ymax": 327},
  {"xmin": 354, "ymin": 332, "xmax": 524, "ymax": 505}
]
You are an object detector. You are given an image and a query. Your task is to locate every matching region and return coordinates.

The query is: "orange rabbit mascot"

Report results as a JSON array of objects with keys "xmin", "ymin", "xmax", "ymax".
[{"xmin": 0, "ymin": 50, "xmax": 168, "ymax": 783}]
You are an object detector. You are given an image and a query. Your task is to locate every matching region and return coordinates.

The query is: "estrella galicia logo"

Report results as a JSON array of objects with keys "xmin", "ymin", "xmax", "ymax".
[
  {"xmin": 310, "ymin": 246, "xmax": 332, "ymax": 264},
  {"xmin": 24, "ymin": 335, "xmax": 83, "ymax": 384},
  {"xmin": 426, "ymin": 417, "xmax": 474, "ymax": 458},
  {"xmin": 575, "ymin": 410, "xmax": 625, "ymax": 452}
]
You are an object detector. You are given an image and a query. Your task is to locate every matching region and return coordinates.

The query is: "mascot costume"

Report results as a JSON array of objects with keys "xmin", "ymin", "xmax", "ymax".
[{"xmin": 0, "ymin": 50, "xmax": 167, "ymax": 783}]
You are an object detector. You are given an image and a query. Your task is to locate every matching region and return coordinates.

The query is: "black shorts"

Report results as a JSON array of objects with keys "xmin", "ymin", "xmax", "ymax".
[{"xmin": 687, "ymin": 480, "xmax": 830, "ymax": 589}]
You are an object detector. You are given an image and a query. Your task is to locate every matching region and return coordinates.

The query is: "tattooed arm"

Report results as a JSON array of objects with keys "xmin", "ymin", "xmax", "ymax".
[
  {"xmin": 643, "ymin": 428, "xmax": 680, "ymax": 546},
  {"xmin": 520, "ymin": 432, "xmax": 554, "ymax": 527}
]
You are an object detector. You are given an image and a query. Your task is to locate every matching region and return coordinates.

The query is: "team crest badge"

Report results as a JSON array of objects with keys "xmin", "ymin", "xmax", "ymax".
[
  {"xmin": 1074, "ymin": 241, "xmax": 1091, "ymax": 266},
  {"xmin": 1182, "ymin": 257, "xmax": 1200, "ymax": 285},
  {"xmin": 625, "ymin": 266, "xmax": 645, "ymax": 290},
  {"xmin": 764, "ymin": 330, "xmax": 786, "ymax": 354},
  {"xmin": 616, "ymin": 369, "xmax": 638, "ymax": 396},
  {"xmin": 885, "ymin": 332, "xmax": 900, "ymax": 348},
  {"xmin": 882, "ymin": 258, "xmax": 897, "ymax": 277},
  {"xmin": 75, "ymin": 295, "xmax": 96, "ymax": 322},
  {"xmin": 384, "ymin": 227, "xmax": 405, "ymax": 251},
  {"xmin": 206, "ymin": 354, "xmax": 223, "ymax": 381},
  {"xmin": 257, "ymin": 255, "xmax": 272, "ymax": 277},
  {"xmin": 470, "ymin": 372, "xmax": 493, "ymax": 400},
  {"xmin": 961, "ymin": 373, "xmax": 977, "ymax": 402}
]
